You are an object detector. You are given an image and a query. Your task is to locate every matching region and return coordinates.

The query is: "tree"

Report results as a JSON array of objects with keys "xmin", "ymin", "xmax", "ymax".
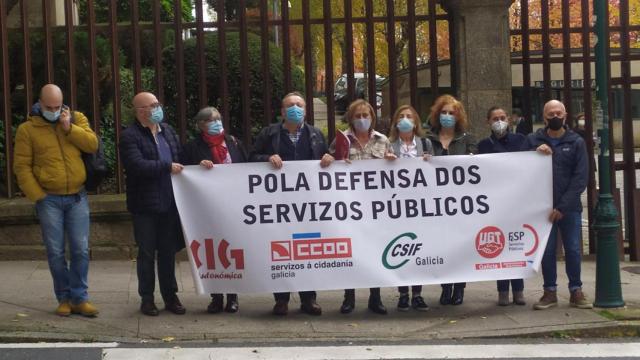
[
  {"xmin": 76, "ymin": 0, "xmax": 193, "ymax": 24},
  {"xmin": 205, "ymin": 0, "xmax": 260, "ymax": 21}
]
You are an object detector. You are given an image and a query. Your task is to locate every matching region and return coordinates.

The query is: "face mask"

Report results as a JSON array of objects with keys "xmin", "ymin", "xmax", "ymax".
[
  {"xmin": 396, "ymin": 117, "xmax": 414, "ymax": 133},
  {"xmin": 439, "ymin": 113, "xmax": 456, "ymax": 128},
  {"xmin": 577, "ymin": 119, "xmax": 585, "ymax": 127},
  {"xmin": 491, "ymin": 120, "xmax": 509, "ymax": 138},
  {"xmin": 149, "ymin": 106, "xmax": 164, "ymax": 124},
  {"xmin": 42, "ymin": 109, "xmax": 61, "ymax": 122},
  {"xmin": 285, "ymin": 105, "xmax": 304, "ymax": 125},
  {"xmin": 547, "ymin": 116, "xmax": 564, "ymax": 131},
  {"xmin": 353, "ymin": 117, "xmax": 371, "ymax": 133},
  {"xmin": 207, "ymin": 120, "xmax": 223, "ymax": 135}
]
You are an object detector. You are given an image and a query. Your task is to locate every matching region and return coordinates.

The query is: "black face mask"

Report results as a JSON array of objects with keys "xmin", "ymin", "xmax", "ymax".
[{"xmin": 547, "ymin": 116, "xmax": 564, "ymax": 131}]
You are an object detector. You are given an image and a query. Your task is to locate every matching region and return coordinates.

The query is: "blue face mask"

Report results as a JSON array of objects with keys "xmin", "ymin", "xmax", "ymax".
[
  {"xmin": 42, "ymin": 109, "xmax": 61, "ymax": 122},
  {"xmin": 353, "ymin": 117, "xmax": 371, "ymax": 133},
  {"xmin": 149, "ymin": 106, "xmax": 164, "ymax": 124},
  {"xmin": 439, "ymin": 113, "xmax": 456, "ymax": 128},
  {"xmin": 285, "ymin": 105, "xmax": 304, "ymax": 125},
  {"xmin": 396, "ymin": 117, "xmax": 414, "ymax": 133},
  {"xmin": 207, "ymin": 120, "xmax": 223, "ymax": 135}
]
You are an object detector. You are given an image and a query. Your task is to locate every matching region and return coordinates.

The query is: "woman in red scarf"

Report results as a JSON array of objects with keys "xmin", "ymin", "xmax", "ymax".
[{"xmin": 180, "ymin": 106, "xmax": 248, "ymax": 313}]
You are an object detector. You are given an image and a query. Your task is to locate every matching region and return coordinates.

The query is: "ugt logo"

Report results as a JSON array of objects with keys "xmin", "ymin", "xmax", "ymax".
[
  {"xmin": 382, "ymin": 232, "xmax": 422, "ymax": 269},
  {"xmin": 190, "ymin": 238, "xmax": 245, "ymax": 270},
  {"xmin": 271, "ymin": 232, "xmax": 352, "ymax": 261},
  {"xmin": 475, "ymin": 226, "xmax": 505, "ymax": 259}
]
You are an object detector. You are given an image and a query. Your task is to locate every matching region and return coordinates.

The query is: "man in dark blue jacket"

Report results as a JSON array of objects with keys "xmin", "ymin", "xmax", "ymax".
[
  {"xmin": 523, "ymin": 100, "xmax": 591, "ymax": 310},
  {"xmin": 120, "ymin": 92, "xmax": 186, "ymax": 316},
  {"xmin": 251, "ymin": 92, "xmax": 329, "ymax": 316}
]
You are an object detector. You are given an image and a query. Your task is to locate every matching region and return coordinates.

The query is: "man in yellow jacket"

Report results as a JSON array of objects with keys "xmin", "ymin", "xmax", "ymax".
[{"xmin": 13, "ymin": 84, "xmax": 99, "ymax": 317}]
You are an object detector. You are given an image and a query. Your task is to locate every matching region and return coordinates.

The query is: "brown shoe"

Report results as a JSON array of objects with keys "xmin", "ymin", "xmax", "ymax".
[
  {"xmin": 140, "ymin": 301, "xmax": 159, "ymax": 316},
  {"xmin": 272, "ymin": 300, "xmax": 288, "ymax": 316},
  {"xmin": 55, "ymin": 300, "xmax": 71, "ymax": 317},
  {"xmin": 498, "ymin": 291, "xmax": 510, "ymax": 306},
  {"xmin": 533, "ymin": 290, "xmax": 558, "ymax": 310},
  {"xmin": 165, "ymin": 295, "xmax": 186, "ymax": 315},
  {"xmin": 300, "ymin": 299, "xmax": 322, "ymax": 315},
  {"xmin": 513, "ymin": 291, "xmax": 526, "ymax": 306},
  {"xmin": 70, "ymin": 301, "xmax": 99, "ymax": 317},
  {"xmin": 570, "ymin": 288, "xmax": 593, "ymax": 309}
]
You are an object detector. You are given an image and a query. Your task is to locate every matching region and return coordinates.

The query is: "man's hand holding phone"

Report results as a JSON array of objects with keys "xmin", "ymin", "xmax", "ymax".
[{"xmin": 60, "ymin": 106, "xmax": 71, "ymax": 132}]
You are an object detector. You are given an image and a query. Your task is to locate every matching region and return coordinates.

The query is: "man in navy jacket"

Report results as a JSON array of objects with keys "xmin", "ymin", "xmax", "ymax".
[
  {"xmin": 523, "ymin": 100, "xmax": 591, "ymax": 310},
  {"xmin": 251, "ymin": 92, "xmax": 328, "ymax": 316},
  {"xmin": 120, "ymin": 92, "xmax": 186, "ymax": 317}
]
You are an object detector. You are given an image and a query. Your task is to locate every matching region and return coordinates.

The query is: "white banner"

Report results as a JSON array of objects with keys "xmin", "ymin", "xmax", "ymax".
[{"xmin": 172, "ymin": 152, "xmax": 553, "ymax": 295}]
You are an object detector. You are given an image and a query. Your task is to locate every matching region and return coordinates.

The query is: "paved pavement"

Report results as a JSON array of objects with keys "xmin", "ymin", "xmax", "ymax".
[{"xmin": 0, "ymin": 260, "xmax": 639, "ymax": 344}]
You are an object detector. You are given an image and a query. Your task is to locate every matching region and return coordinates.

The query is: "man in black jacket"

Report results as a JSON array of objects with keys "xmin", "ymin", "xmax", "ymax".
[
  {"xmin": 120, "ymin": 92, "xmax": 186, "ymax": 316},
  {"xmin": 523, "ymin": 100, "xmax": 591, "ymax": 311},
  {"xmin": 250, "ymin": 92, "xmax": 328, "ymax": 316}
]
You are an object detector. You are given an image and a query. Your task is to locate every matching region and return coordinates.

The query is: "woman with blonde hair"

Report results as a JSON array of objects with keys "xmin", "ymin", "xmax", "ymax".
[{"xmin": 426, "ymin": 94, "xmax": 477, "ymax": 306}]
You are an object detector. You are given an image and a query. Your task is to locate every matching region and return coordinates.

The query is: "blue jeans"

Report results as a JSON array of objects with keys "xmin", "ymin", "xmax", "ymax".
[
  {"xmin": 497, "ymin": 279, "xmax": 524, "ymax": 292},
  {"xmin": 541, "ymin": 211, "xmax": 583, "ymax": 292},
  {"xmin": 35, "ymin": 192, "xmax": 90, "ymax": 304}
]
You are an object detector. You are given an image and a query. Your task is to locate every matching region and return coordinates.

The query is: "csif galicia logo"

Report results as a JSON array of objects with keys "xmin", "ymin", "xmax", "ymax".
[
  {"xmin": 190, "ymin": 238, "xmax": 245, "ymax": 270},
  {"xmin": 271, "ymin": 232, "xmax": 352, "ymax": 261},
  {"xmin": 382, "ymin": 232, "xmax": 422, "ymax": 269},
  {"xmin": 475, "ymin": 226, "xmax": 505, "ymax": 259}
]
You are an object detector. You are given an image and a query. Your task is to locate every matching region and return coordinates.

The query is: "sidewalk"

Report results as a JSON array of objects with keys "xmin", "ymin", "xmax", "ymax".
[{"xmin": 0, "ymin": 260, "xmax": 638, "ymax": 344}]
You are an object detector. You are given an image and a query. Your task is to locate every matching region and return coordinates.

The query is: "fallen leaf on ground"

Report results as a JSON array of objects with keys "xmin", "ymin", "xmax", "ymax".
[
  {"xmin": 16, "ymin": 313, "xmax": 28, "ymax": 318},
  {"xmin": 162, "ymin": 336, "xmax": 175, "ymax": 342},
  {"xmin": 449, "ymin": 320, "xmax": 457, "ymax": 324}
]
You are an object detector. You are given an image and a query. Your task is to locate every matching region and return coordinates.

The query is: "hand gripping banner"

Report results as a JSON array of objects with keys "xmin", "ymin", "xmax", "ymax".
[{"xmin": 172, "ymin": 152, "xmax": 553, "ymax": 295}]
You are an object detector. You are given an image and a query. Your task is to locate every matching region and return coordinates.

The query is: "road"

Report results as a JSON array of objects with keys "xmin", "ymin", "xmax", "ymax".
[{"xmin": 2, "ymin": 340, "xmax": 640, "ymax": 360}]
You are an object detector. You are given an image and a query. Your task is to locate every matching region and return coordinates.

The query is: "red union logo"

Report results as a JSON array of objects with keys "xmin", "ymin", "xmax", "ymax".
[
  {"xmin": 190, "ymin": 238, "xmax": 245, "ymax": 270},
  {"xmin": 271, "ymin": 233, "xmax": 352, "ymax": 261},
  {"xmin": 475, "ymin": 226, "xmax": 505, "ymax": 259}
]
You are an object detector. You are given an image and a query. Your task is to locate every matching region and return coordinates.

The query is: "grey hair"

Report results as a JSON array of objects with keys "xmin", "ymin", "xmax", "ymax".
[{"xmin": 194, "ymin": 106, "xmax": 222, "ymax": 125}]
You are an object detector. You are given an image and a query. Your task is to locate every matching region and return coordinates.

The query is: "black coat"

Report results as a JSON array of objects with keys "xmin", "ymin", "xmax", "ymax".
[
  {"xmin": 181, "ymin": 134, "xmax": 248, "ymax": 165},
  {"xmin": 250, "ymin": 122, "xmax": 328, "ymax": 162},
  {"xmin": 119, "ymin": 121, "xmax": 181, "ymax": 215}
]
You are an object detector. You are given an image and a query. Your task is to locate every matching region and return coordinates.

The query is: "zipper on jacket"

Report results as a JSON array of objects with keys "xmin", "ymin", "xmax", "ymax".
[{"xmin": 53, "ymin": 126, "xmax": 70, "ymax": 194}]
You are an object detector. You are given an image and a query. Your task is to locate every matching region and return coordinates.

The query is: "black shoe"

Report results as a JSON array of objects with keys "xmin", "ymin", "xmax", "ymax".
[
  {"xmin": 397, "ymin": 293, "xmax": 410, "ymax": 312},
  {"xmin": 411, "ymin": 295, "xmax": 429, "ymax": 311},
  {"xmin": 207, "ymin": 294, "xmax": 224, "ymax": 314},
  {"xmin": 272, "ymin": 300, "xmax": 288, "ymax": 316},
  {"xmin": 301, "ymin": 299, "xmax": 322, "ymax": 315},
  {"xmin": 140, "ymin": 301, "xmax": 159, "ymax": 316},
  {"xmin": 165, "ymin": 295, "xmax": 186, "ymax": 315},
  {"xmin": 440, "ymin": 286, "xmax": 452, "ymax": 305},
  {"xmin": 340, "ymin": 298, "xmax": 355, "ymax": 314},
  {"xmin": 225, "ymin": 294, "xmax": 239, "ymax": 313},
  {"xmin": 368, "ymin": 297, "xmax": 388, "ymax": 315},
  {"xmin": 451, "ymin": 287, "xmax": 464, "ymax": 305}
]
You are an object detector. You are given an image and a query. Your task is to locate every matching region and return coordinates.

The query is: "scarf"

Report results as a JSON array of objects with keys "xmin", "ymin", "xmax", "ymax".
[{"xmin": 201, "ymin": 131, "xmax": 229, "ymax": 164}]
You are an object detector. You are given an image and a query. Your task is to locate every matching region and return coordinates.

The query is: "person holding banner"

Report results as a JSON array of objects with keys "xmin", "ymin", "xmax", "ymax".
[
  {"xmin": 426, "ymin": 94, "xmax": 477, "ymax": 306},
  {"xmin": 524, "ymin": 100, "xmax": 591, "ymax": 310},
  {"xmin": 120, "ymin": 92, "xmax": 186, "ymax": 317},
  {"xmin": 320, "ymin": 99, "xmax": 393, "ymax": 315},
  {"xmin": 181, "ymin": 106, "xmax": 247, "ymax": 314},
  {"xmin": 250, "ymin": 92, "xmax": 327, "ymax": 316},
  {"xmin": 478, "ymin": 106, "xmax": 527, "ymax": 306},
  {"xmin": 386, "ymin": 104, "xmax": 433, "ymax": 312}
]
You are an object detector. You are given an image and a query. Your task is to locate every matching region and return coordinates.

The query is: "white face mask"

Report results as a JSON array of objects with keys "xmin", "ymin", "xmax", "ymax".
[
  {"xmin": 577, "ymin": 119, "xmax": 585, "ymax": 127},
  {"xmin": 491, "ymin": 120, "xmax": 509, "ymax": 138}
]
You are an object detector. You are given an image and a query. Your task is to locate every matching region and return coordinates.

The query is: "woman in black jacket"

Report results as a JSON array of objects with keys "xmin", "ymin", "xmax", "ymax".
[{"xmin": 180, "ymin": 106, "xmax": 248, "ymax": 314}]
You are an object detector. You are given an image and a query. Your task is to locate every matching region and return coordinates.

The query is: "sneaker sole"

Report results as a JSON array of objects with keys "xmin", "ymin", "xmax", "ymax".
[
  {"xmin": 533, "ymin": 302, "xmax": 558, "ymax": 310},
  {"xmin": 397, "ymin": 307, "xmax": 410, "ymax": 312},
  {"xmin": 56, "ymin": 312, "xmax": 71, "ymax": 317},
  {"xmin": 412, "ymin": 306, "xmax": 430, "ymax": 312},
  {"xmin": 570, "ymin": 303, "xmax": 593, "ymax": 309}
]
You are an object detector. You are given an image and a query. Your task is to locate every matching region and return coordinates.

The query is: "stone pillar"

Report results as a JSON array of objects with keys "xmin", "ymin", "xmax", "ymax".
[{"xmin": 441, "ymin": 0, "xmax": 513, "ymax": 138}]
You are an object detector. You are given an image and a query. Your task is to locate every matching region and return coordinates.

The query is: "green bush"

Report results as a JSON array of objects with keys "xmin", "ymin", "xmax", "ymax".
[{"xmin": 162, "ymin": 31, "xmax": 304, "ymax": 140}]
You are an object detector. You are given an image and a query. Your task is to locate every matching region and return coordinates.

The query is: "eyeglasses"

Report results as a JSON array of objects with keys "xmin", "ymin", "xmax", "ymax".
[{"xmin": 136, "ymin": 102, "xmax": 162, "ymax": 110}]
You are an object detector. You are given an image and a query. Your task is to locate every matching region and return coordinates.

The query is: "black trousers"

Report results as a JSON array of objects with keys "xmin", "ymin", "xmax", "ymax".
[
  {"xmin": 133, "ymin": 212, "xmax": 179, "ymax": 303},
  {"xmin": 398, "ymin": 285, "xmax": 423, "ymax": 294},
  {"xmin": 273, "ymin": 291, "xmax": 316, "ymax": 303}
]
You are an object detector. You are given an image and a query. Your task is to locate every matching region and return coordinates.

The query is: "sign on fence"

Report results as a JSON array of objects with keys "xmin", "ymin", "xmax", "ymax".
[{"xmin": 172, "ymin": 152, "xmax": 553, "ymax": 295}]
